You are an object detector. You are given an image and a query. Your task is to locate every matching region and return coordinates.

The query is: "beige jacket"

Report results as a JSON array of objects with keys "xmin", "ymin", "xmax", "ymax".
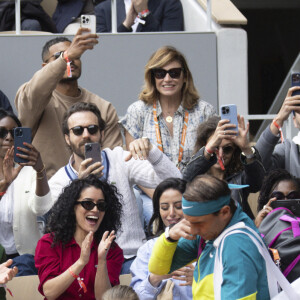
[{"xmin": 15, "ymin": 56, "xmax": 122, "ymax": 178}]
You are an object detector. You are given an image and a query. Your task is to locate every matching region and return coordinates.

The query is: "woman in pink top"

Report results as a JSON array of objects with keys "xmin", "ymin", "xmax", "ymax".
[{"xmin": 35, "ymin": 175, "xmax": 124, "ymax": 300}]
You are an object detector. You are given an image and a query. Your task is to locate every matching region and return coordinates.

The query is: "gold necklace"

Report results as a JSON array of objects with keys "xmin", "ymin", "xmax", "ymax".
[{"xmin": 166, "ymin": 115, "xmax": 173, "ymax": 123}]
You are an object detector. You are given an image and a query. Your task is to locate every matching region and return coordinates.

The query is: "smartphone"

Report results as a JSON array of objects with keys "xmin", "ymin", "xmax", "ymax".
[
  {"xmin": 14, "ymin": 127, "xmax": 32, "ymax": 163},
  {"xmin": 271, "ymin": 199, "xmax": 300, "ymax": 217},
  {"xmin": 291, "ymin": 73, "xmax": 300, "ymax": 97},
  {"xmin": 80, "ymin": 15, "xmax": 96, "ymax": 34},
  {"xmin": 220, "ymin": 104, "xmax": 238, "ymax": 135},
  {"xmin": 84, "ymin": 143, "xmax": 101, "ymax": 167}
]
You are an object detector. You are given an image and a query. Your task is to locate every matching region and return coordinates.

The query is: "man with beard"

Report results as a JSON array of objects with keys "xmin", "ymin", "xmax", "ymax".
[
  {"xmin": 48, "ymin": 102, "xmax": 182, "ymax": 274},
  {"xmin": 15, "ymin": 28, "xmax": 122, "ymax": 179}
]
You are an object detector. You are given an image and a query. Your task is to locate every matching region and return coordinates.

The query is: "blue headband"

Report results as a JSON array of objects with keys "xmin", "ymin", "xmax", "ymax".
[{"xmin": 182, "ymin": 195, "xmax": 231, "ymax": 216}]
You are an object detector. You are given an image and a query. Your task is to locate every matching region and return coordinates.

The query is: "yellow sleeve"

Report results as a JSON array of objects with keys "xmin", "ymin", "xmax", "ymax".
[{"xmin": 148, "ymin": 233, "xmax": 178, "ymax": 275}]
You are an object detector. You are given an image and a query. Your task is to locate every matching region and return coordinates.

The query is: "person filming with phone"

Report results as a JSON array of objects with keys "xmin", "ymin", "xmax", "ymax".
[
  {"xmin": 183, "ymin": 115, "xmax": 265, "ymax": 219},
  {"xmin": 15, "ymin": 27, "xmax": 122, "ymax": 180},
  {"xmin": 256, "ymin": 81, "xmax": 300, "ymax": 177},
  {"xmin": 0, "ymin": 109, "xmax": 52, "ymax": 276},
  {"xmin": 48, "ymin": 102, "xmax": 182, "ymax": 274}
]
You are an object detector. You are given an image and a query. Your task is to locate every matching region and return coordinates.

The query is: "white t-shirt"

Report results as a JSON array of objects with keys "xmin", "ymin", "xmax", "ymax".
[
  {"xmin": 124, "ymin": 0, "xmax": 139, "ymax": 32},
  {"xmin": 0, "ymin": 182, "xmax": 17, "ymax": 255}
]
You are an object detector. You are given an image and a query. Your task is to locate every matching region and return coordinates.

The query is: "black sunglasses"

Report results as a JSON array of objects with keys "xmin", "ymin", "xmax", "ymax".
[
  {"xmin": 75, "ymin": 200, "xmax": 107, "ymax": 211},
  {"xmin": 270, "ymin": 190, "xmax": 300, "ymax": 200},
  {"xmin": 44, "ymin": 51, "xmax": 64, "ymax": 63},
  {"xmin": 0, "ymin": 127, "xmax": 15, "ymax": 139},
  {"xmin": 69, "ymin": 125, "xmax": 99, "ymax": 136},
  {"xmin": 152, "ymin": 68, "xmax": 184, "ymax": 79},
  {"xmin": 216, "ymin": 145, "xmax": 235, "ymax": 155}
]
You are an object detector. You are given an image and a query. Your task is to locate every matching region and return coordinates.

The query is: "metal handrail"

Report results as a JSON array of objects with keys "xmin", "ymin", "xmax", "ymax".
[
  {"xmin": 15, "ymin": 0, "xmax": 21, "ymax": 35},
  {"xmin": 245, "ymin": 114, "xmax": 294, "ymax": 141},
  {"xmin": 111, "ymin": 0, "xmax": 117, "ymax": 33}
]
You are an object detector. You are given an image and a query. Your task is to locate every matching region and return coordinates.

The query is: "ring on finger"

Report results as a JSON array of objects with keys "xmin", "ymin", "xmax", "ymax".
[{"xmin": 263, "ymin": 205, "xmax": 267, "ymax": 210}]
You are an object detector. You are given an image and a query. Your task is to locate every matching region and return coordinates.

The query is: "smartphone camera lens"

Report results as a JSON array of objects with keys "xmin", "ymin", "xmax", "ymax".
[
  {"xmin": 222, "ymin": 107, "xmax": 229, "ymax": 114},
  {"xmin": 15, "ymin": 128, "xmax": 23, "ymax": 137},
  {"xmin": 86, "ymin": 144, "xmax": 92, "ymax": 151}
]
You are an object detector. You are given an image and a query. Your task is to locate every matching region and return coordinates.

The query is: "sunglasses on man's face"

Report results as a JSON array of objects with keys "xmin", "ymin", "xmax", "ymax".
[
  {"xmin": 152, "ymin": 68, "xmax": 184, "ymax": 79},
  {"xmin": 69, "ymin": 125, "xmax": 99, "ymax": 136},
  {"xmin": 75, "ymin": 200, "xmax": 107, "ymax": 211},
  {"xmin": 270, "ymin": 190, "xmax": 300, "ymax": 200},
  {"xmin": 44, "ymin": 51, "xmax": 64, "ymax": 63},
  {"xmin": 0, "ymin": 127, "xmax": 15, "ymax": 139}
]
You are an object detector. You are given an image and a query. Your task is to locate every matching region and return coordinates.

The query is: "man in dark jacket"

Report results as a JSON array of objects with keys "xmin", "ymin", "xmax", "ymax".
[
  {"xmin": 95, "ymin": 0, "xmax": 184, "ymax": 32},
  {"xmin": 0, "ymin": 1, "xmax": 56, "ymax": 32}
]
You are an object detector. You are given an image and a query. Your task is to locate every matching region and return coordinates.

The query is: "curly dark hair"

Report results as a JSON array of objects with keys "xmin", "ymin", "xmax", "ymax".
[
  {"xmin": 46, "ymin": 174, "xmax": 123, "ymax": 246},
  {"xmin": 193, "ymin": 116, "xmax": 242, "ymax": 178},
  {"xmin": 257, "ymin": 169, "xmax": 300, "ymax": 211},
  {"xmin": 148, "ymin": 178, "xmax": 187, "ymax": 237}
]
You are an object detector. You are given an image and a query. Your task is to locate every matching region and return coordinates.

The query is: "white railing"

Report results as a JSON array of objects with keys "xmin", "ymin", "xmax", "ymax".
[
  {"xmin": 15, "ymin": 0, "xmax": 21, "ymax": 34},
  {"xmin": 13, "ymin": 0, "xmax": 214, "ymax": 34},
  {"xmin": 111, "ymin": 0, "xmax": 117, "ymax": 33},
  {"xmin": 245, "ymin": 114, "xmax": 294, "ymax": 141}
]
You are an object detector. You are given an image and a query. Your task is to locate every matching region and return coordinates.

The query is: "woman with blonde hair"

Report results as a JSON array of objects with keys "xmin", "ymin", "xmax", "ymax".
[
  {"xmin": 120, "ymin": 46, "xmax": 216, "ymax": 225},
  {"xmin": 120, "ymin": 46, "xmax": 215, "ymax": 171}
]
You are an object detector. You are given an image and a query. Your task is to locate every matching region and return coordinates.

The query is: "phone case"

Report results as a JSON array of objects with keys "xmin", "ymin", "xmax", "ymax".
[
  {"xmin": 80, "ymin": 15, "xmax": 96, "ymax": 34},
  {"xmin": 220, "ymin": 104, "xmax": 238, "ymax": 134},
  {"xmin": 84, "ymin": 143, "xmax": 101, "ymax": 165},
  {"xmin": 14, "ymin": 127, "xmax": 32, "ymax": 163},
  {"xmin": 291, "ymin": 73, "xmax": 300, "ymax": 97},
  {"xmin": 271, "ymin": 199, "xmax": 300, "ymax": 216}
]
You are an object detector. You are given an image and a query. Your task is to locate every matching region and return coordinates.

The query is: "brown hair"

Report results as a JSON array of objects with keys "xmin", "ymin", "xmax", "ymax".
[
  {"xmin": 184, "ymin": 174, "xmax": 236, "ymax": 214},
  {"xmin": 139, "ymin": 46, "xmax": 200, "ymax": 110},
  {"xmin": 102, "ymin": 285, "xmax": 139, "ymax": 300},
  {"xmin": 194, "ymin": 116, "xmax": 243, "ymax": 178}
]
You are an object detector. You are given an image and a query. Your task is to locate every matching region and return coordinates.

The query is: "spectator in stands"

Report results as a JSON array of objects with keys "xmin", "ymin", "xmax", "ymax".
[
  {"xmin": 148, "ymin": 174, "xmax": 270, "ymax": 299},
  {"xmin": 183, "ymin": 116, "xmax": 265, "ymax": 219},
  {"xmin": 0, "ymin": 109, "xmax": 51, "ymax": 275},
  {"xmin": 120, "ymin": 46, "xmax": 216, "ymax": 226},
  {"xmin": 0, "ymin": 91, "xmax": 13, "ymax": 113},
  {"xmin": 256, "ymin": 86, "xmax": 300, "ymax": 177},
  {"xmin": 0, "ymin": 259, "xmax": 18, "ymax": 284},
  {"xmin": 130, "ymin": 178, "xmax": 193, "ymax": 299},
  {"xmin": 15, "ymin": 28, "xmax": 122, "ymax": 179},
  {"xmin": 35, "ymin": 175, "xmax": 123, "ymax": 299},
  {"xmin": 255, "ymin": 169, "xmax": 300, "ymax": 227},
  {"xmin": 52, "ymin": 0, "xmax": 105, "ymax": 33},
  {"xmin": 95, "ymin": 0, "xmax": 184, "ymax": 32},
  {"xmin": 48, "ymin": 102, "xmax": 182, "ymax": 274},
  {"xmin": 0, "ymin": 1, "xmax": 57, "ymax": 32},
  {"xmin": 102, "ymin": 285, "xmax": 139, "ymax": 300}
]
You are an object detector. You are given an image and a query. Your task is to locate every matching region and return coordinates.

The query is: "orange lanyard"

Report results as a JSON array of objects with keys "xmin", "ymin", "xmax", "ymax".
[{"xmin": 153, "ymin": 101, "xmax": 189, "ymax": 167}]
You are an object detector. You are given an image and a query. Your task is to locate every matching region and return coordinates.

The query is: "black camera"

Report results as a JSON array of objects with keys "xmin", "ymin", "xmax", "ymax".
[
  {"xmin": 221, "ymin": 106, "xmax": 230, "ymax": 114},
  {"xmin": 82, "ymin": 16, "xmax": 90, "ymax": 24},
  {"xmin": 14, "ymin": 127, "xmax": 23, "ymax": 137}
]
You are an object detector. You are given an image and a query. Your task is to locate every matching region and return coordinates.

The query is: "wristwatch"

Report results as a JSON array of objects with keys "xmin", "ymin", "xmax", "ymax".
[
  {"xmin": 241, "ymin": 146, "xmax": 256, "ymax": 159},
  {"xmin": 165, "ymin": 226, "xmax": 178, "ymax": 243}
]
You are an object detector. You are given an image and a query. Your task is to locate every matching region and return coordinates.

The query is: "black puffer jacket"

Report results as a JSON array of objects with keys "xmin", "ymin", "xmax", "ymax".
[{"xmin": 0, "ymin": 1, "xmax": 57, "ymax": 32}]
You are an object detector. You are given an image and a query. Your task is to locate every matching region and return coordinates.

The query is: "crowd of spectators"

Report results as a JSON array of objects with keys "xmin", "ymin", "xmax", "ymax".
[{"xmin": 0, "ymin": 2, "xmax": 300, "ymax": 299}]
